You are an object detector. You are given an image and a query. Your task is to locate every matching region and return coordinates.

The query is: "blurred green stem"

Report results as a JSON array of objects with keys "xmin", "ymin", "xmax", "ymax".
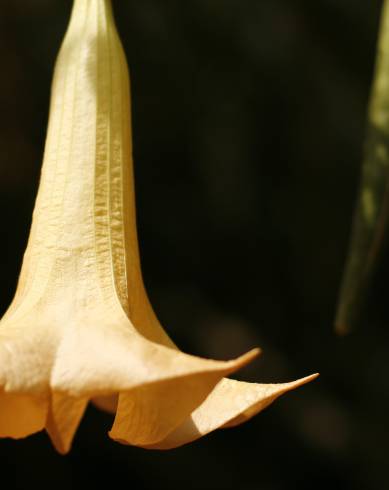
[{"xmin": 335, "ymin": 0, "xmax": 389, "ymax": 334}]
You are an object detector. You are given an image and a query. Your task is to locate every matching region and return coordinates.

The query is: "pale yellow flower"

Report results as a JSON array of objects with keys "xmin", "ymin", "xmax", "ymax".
[{"xmin": 0, "ymin": 0, "xmax": 317, "ymax": 454}]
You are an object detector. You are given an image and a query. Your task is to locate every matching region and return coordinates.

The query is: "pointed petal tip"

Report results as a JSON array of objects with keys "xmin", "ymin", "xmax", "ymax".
[
  {"xmin": 217, "ymin": 347, "xmax": 261, "ymax": 378},
  {"xmin": 232, "ymin": 347, "xmax": 261, "ymax": 367},
  {"xmin": 294, "ymin": 372, "xmax": 319, "ymax": 385},
  {"xmin": 45, "ymin": 394, "xmax": 87, "ymax": 456},
  {"xmin": 203, "ymin": 347, "xmax": 261, "ymax": 379},
  {"xmin": 281, "ymin": 372, "xmax": 318, "ymax": 392},
  {"xmin": 49, "ymin": 438, "xmax": 71, "ymax": 456}
]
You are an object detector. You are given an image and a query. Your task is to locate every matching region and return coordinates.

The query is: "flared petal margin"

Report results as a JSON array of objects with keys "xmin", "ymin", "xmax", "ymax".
[
  {"xmin": 104, "ymin": 346, "xmax": 260, "ymax": 446},
  {"xmin": 140, "ymin": 374, "xmax": 319, "ymax": 449},
  {"xmin": 0, "ymin": 317, "xmax": 260, "ymax": 451},
  {"xmin": 0, "ymin": 390, "xmax": 87, "ymax": 454}
]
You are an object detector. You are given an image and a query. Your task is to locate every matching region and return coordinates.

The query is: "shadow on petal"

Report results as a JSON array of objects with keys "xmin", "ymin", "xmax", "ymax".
[
  {"xmin": 0, "ymin": 391, "xmax": 48, "ymax": 439},
  {"xmin": 92, "ymin": 393, "xmax": 118, "ymax": 413}
]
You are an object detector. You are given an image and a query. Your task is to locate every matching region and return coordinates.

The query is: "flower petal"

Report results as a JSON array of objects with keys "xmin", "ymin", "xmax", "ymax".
[
  {"xmin": 0, "ymin": 392, "xmax": 48, "ymax": 439},
  {"xmin": 144, "ymin": 374, "xmax": 318, "ymax": 449},
  {"xmin": 46, "ymin": 393, "xmax": 88, "ymax": 454},
  {"xmin": 92, "ymin": 394, "xmax": 117, "ymax": 413},
  {"xmin": 0, "ymin": 323, "xmax": 55, "ymax": 393}
]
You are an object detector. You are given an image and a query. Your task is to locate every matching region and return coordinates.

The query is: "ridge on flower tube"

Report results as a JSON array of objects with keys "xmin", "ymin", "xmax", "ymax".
[{"xmin": 0, "ymin": 0, "xmax": 318, "ymax": 454}]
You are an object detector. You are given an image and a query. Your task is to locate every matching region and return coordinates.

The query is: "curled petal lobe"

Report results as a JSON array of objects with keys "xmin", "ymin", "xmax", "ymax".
[
  {"xmin": 109, "ymin": 349, "xmax": 259, "ymax": 447},
  {"xmin": 144, "ymin": 374, "xmax": 319, "ymax": 450}
]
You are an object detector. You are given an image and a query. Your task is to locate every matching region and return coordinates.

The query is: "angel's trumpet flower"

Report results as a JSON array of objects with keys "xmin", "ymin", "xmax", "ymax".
[{"xmin": 0, "ymin": 0, "xmax": 317, "ymax": 454}]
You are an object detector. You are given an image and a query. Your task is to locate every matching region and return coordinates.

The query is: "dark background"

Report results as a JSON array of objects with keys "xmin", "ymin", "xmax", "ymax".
[{"xmin": 0, "ymin": 1, "xmax": 388, "ymax": 489}]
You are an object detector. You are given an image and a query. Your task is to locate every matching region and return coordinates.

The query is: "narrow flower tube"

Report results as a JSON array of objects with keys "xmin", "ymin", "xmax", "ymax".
[{"xmin": 0, "ymin": 0, "xmax": 317, "ymax": 453}]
